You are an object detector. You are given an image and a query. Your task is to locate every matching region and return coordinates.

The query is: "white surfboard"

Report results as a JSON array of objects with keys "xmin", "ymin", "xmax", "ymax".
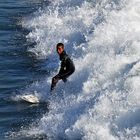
[{"xmin": 21, "ymin": 94, "xmax": 39, "ymax": 104}]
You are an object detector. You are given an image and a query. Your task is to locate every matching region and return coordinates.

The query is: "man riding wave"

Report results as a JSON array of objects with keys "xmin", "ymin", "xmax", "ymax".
[{"xmin": 51, "ymin": 43, "xmax": 75, "ymax": 91}]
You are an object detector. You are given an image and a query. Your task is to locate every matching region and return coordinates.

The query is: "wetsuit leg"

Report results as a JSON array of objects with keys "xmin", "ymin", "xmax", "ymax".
[
  {"xmin": 50, "ymin": 75, "xmax": 60, "ymax": 91},
  {"xmin": 62, "ymin": 78, "xmax": 67, "ymax": 83}
]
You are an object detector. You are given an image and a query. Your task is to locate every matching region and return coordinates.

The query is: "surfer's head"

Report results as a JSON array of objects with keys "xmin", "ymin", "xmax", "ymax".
[{"xmin": 56, "ymin": 43, "xmax": 64, "ymax": 54}]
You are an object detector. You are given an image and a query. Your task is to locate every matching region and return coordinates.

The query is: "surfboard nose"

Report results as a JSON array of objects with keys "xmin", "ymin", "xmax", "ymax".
[{"xmin": 21, "ymin": 94, "xmax": 39, "ymax": 104}]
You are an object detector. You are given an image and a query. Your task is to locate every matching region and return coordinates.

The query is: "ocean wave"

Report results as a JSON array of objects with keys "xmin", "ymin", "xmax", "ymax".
[{"xmin": 20, "ymin": 0, "xmax": 140, "ymax": 139}]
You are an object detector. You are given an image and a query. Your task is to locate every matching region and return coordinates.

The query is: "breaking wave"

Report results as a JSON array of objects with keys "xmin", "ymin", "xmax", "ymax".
[{"xmin": 17, "ymin": 0, "xmax": 140, "ymax": 139}]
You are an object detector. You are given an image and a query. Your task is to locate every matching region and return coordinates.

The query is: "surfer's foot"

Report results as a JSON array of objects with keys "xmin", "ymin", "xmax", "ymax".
[{"xmin": 50, "ymin": 88, "xmax": 55, "ymax": 95}]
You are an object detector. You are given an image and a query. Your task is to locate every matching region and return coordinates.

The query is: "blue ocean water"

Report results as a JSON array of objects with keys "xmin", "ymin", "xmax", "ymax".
[
  {"xmin": 1, "ymin": 0, "xmax": 140, "ymax": 140},
  {"xmin": 0, "ymin": 1, "xmax": 48, "ymax": 139}
]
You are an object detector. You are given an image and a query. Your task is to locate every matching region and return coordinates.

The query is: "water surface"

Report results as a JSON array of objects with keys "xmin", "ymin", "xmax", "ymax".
[{"xmin": 0, "ymin": 1, "xmax": 48, "ymax": 139}]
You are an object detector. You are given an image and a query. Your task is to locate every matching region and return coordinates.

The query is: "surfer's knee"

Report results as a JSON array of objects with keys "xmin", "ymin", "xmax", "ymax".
[{"xmin": 52, "ymin": 76, "xmax": 59, "ymax": 84}]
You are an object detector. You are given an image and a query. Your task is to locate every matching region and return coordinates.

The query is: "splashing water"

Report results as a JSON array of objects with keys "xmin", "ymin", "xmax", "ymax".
[{"xmin": 17, "ymin": 0, "xmax": 140, "ymax": 139}]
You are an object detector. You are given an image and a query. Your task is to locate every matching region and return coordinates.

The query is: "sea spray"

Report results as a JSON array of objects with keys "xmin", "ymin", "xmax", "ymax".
[{"xmin": 19, "ymin": 0, "xmax": 140, "ymax": 139}]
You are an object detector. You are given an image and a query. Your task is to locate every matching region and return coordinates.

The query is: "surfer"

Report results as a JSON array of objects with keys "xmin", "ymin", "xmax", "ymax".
[{"xmin": 50, "ymin": 43, "xmax": 75, "ymax": 91}]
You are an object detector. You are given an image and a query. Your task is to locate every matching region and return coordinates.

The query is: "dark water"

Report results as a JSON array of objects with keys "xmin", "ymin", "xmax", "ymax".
[{"xmin": 0, "ymin": 1, "xmax": 49, "ymax": 139}]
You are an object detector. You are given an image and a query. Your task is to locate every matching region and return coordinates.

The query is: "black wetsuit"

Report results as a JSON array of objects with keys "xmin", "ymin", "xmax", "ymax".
[{"xmin": 51, "ymin": 51, "xmax": 75, "ymax": 91}]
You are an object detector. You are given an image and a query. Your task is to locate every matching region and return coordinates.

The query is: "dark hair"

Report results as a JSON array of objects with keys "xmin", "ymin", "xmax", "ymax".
[{"xmin": 56, "ymin": 43, "xmax": 64, "ymax": 49}]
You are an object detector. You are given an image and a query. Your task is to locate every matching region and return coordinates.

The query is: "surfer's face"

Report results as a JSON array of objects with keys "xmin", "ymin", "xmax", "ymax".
[{"xmin": 57, "ymin": 46, "xmax": 64, "ymax": 54}]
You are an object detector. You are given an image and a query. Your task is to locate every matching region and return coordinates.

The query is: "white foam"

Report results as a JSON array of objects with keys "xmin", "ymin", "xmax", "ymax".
[{"xmin": 19, "ymin": 0, "xmax": 140, "ymax": 139}]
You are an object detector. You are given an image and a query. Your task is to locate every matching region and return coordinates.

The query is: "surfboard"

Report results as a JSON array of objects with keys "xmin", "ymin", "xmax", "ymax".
[{"xmin": 21, "ymin": 94, "xmax": 39, "ymax": 104}]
